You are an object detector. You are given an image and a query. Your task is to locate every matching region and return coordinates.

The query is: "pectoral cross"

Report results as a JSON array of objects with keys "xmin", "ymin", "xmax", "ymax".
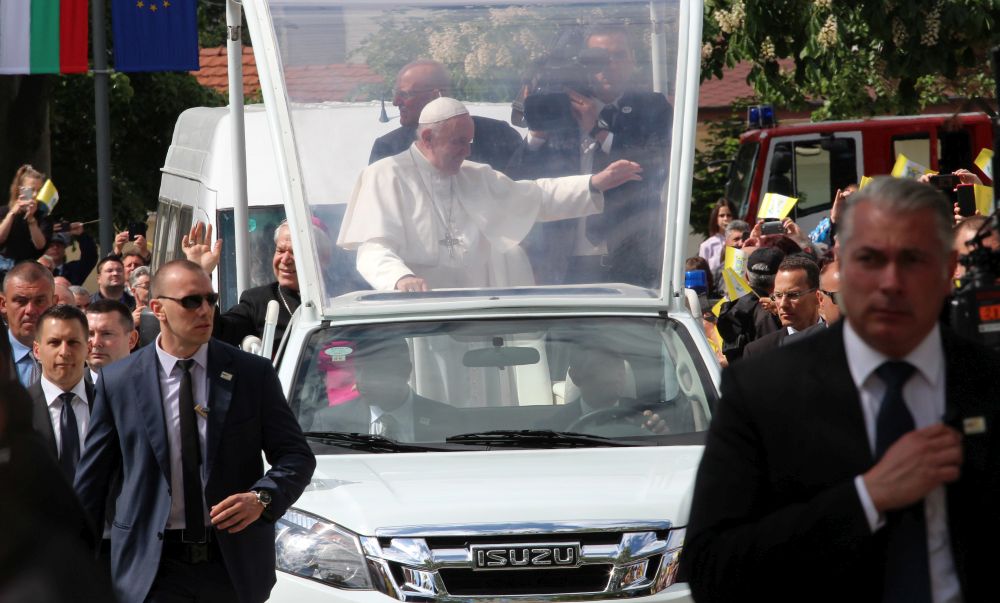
[{"xmin": 439, "ymin": 233, "xmax": 464, "ymax": 258}]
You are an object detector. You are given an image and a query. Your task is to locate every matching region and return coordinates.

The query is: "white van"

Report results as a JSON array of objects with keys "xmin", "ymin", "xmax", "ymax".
[{"xmin": 161, "ymin": 0, "xmax": 716, "ymax": 601}]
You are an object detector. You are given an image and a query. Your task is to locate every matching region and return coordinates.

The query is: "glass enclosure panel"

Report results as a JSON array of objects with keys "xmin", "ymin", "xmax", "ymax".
[
  {"xmin": 727, "ymin": 141, "xmax": 758, "ymax": 217},
  {"xmin": 264, "ymin": 0, "xmax": 681, "ymax": 303},
  {"xmin": 289, "ymin": 316, "xmax": 715, "ymax": 444}
]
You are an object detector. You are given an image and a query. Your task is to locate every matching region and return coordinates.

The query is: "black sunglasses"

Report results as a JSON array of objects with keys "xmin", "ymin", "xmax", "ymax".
[
  {"xmin": 157, "ymin": 292, "xmax": 219, "ymax": 310},
  {"xmin": 820, "ymin": 289, "xmax": 842, "ymax": 304}
]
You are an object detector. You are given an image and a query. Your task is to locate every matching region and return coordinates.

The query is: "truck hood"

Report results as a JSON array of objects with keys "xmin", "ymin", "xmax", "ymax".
[{"xmin": 291, "ymin": 446, "xmax": 703, "ymax": 536}]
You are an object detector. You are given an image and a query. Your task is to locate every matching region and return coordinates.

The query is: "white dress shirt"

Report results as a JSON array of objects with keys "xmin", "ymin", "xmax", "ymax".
[
  {"xmin": 154, "ymin": 337, "xmax": 210, "ymax": 530},
  {"xmin": 41, "ymin": 375, "xmax": 90, "ymax": 455},
  {"xmin": 369, "ymin": 392, "xmax": 416, "ymax": 442},
  {"xmin": 844, "ymin": 322, "xmax": 961, "ymax": 603}
]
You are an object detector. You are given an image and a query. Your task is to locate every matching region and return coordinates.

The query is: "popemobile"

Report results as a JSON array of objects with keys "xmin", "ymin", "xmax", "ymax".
[{"xmin": 157, "ymin": 0, "xmax": 719, "ymax": 600}]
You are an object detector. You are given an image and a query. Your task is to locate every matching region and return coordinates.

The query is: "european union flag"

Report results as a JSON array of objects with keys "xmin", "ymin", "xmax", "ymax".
[{"xmin": 112, "ymin": 0, "xmax": 199, "ymax": 72}]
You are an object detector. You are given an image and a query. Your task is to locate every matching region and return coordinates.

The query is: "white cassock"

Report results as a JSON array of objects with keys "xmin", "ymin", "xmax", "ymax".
[{"xmin": 338, "ymin": 144, "xmax": 603, "ymax": 290}]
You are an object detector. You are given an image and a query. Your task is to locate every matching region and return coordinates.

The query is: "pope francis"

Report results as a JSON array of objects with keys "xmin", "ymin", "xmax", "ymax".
[{"xmin": 338, "ymin": 97, "xmax": 644, "ymax": 291}]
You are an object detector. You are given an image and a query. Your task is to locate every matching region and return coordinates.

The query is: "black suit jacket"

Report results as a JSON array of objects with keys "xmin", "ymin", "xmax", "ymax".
[
  {"xmin": 52, "ymin": 233, "xmax": 98, "ymax": 286},
  {"xmin": 507, "ymin": 91, "xmax": 671, "ymax": 286},
  {"xmin": 29, "ymin": 378, "xmax": 96, "ymax": 459},
  {"xmin": 74, "ymin": 339, "xmax": 316, "ymax": 603},
  {"xmin": 310, "ymin": 392, "xmax": 464, "ymax": 442},
  {"xmin": 682, "ymin": 322, "xmax": 1000, "ymax": 602},
  {"xmin": 369, "ymin": 115, "xmax": 523, "ymax": 173},
  {"xmin": 213, "ymin": 281, "xmax": 298, "ymax": 358}
]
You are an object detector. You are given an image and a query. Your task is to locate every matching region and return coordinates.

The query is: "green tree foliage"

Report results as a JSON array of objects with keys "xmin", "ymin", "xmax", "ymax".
[
  {"xmin": 701, "ymin": 1, "xmax": 1000, "ymax": 119},
  {"xmin": 50, "ymin": 72, "xmax": 224, "ymax": 226}
]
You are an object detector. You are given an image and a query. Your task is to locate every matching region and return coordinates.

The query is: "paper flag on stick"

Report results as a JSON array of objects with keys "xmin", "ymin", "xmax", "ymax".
[
  {"xmin": 974, "ymin": 148, "xmax": 994, "ymax": 182},
  {"xmin": 859, "ymin": 176, "xmax": 874, "ymax": 190},
  {"xmin": 36, "ymin": 180, "xmax": 59, "ymax": 214},
  {"xmin": 757, "ymin": 193, "xmax": 798, "ymax": 220},
  {"xmin": 891, "ymin": 154, "xmax": 935, "ymax": 179},
  {"xmin": 722, "ymin": 268, "xmax": 753, "ymax": 301},
  {"xmin": 724, "ymin": 246, "xmax": 747, "ymax": 275},
  {"xmin": 711, "ymin": 297, "xmax": 726, "ymax": 318},
  {"xmin": 974, "ymin": 184, "xmax": 994, "ymax": 216}
]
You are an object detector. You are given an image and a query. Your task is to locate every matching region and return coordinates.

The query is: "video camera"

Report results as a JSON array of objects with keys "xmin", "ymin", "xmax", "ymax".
[
  {"xmin": 513, "ymin": 29, "xmax": 610, "ymax": 135},
  {"xmin": 950, "ymin": 215, "xmax": 1000, "ymax": 353}
]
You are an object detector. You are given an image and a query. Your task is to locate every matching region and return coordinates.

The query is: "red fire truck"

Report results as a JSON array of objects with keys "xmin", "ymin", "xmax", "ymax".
[{"xmin": 724, "ymin": 110, "xmax": 993, "ymax": 231}]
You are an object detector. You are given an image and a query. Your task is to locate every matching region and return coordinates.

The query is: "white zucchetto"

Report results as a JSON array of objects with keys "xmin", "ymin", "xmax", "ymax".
[{"xmin": 418, "ymin": 97, "xmax": 469, "ymax": 124}]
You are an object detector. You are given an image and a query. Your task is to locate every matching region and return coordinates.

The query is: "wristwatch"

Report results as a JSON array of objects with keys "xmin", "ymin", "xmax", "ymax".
[{"xmin": 252, "ymin": 489, "xmax": 272, "ymax": 509}]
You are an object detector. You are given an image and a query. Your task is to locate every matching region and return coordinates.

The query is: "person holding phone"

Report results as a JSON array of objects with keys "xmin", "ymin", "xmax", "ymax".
[{"xmin": 0, "ymin": 165, "xmax": 51, "ymax": 264}]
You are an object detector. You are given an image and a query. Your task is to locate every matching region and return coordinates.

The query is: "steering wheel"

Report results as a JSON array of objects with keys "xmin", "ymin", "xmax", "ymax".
[{"xmin": 566, "ymin": 405, "xmax": 648, "ymax": 435}]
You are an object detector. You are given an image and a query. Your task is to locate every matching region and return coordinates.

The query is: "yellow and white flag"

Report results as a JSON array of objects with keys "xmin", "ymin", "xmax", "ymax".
[
  {"xmin": 859, "ymin": 176, "xmax": 874, "ymax": 190},
  {"xmin": 724, "ymin": 246, "xmax": 747, "ymax": 275},
  {"xmin": 974, "ymin": 184, "xmax": 994, "ymax": 216},
  {"xmin": 711, "ymin": 297, "xmax": 726, "ymax": 318},
  {"xmin": 974, "ymin": 148, "xmax": 993, "ymax": 182},
  {"xmin": 36, "ymin": 179, "xmax": 59, "ymax": 214},
  {"xmin": 757, "ymin": 193, "xmax": 798, "ymax": 220},
  {"xmin": 722, "ymin": 267, "xmax": 754, "ymax": 301},
  {"xmin": 891, "ymin": 154, "xmax": 935, "ymax": 179}
]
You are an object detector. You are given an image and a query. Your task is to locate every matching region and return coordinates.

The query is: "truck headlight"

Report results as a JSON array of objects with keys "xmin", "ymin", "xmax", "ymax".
[{"xmin": 275, "ymin": 508, "xmax": 373, "ymax": 589}]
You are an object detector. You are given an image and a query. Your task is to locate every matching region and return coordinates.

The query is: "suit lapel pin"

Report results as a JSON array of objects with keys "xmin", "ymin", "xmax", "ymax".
[
  {"xmin": 963, "ymin": 416, "xmax": 987, "ymax": 435},
  {"xmin": 220, "ymin": 371, "xmax": 233, "ymax": 381},
  {"xmin": 195, "ymin": 404, "xmax": 210, "ymax": 419},
  {"xmin": 621, "ymin": 106, "xmax": 632, "ymax": 114}
]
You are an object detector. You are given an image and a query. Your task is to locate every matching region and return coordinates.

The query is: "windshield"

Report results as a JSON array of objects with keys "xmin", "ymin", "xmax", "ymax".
[
  {"xmin": 288, "ymin": 315, "xmax": 715, "ymax": 447},
  {"xmin": 261, "ymin": 0, "xmax": 681, "ymax": 304}
]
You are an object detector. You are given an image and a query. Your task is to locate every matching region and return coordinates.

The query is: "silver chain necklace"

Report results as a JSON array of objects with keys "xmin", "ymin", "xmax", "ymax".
[
  {"xmin": 276, "ymin": 285, "xmax": 293, "ymax": 316},
  {"xmin": 409, "ymin": 148, "xmax": 463, "ymax": 258}
]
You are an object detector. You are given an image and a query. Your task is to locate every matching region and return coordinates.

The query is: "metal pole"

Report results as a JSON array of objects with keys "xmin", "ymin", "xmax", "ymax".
[
  {"xmin": 92, "ymin": 0, "xmax": 113, "ymax": 254},
  {"xmin": 227, "ymin": 0, "xmax": 251, "ymax": 296},
  {"xmin": 649, "ymin": 1, "xmax": 667, "ymax": 94}
]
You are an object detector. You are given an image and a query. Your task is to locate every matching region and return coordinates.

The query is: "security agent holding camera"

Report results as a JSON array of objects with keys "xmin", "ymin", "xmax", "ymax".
[
  {"xmin": 75, "ymin": 259, "xmax": 315, "ymax": 603},
  {"xmin": 508, "ymin": 24, "xmax": 671, "ymax": 287},
  {"xmin": 369, "ymin": 59, "xmax": 522, "ymax": 173}
]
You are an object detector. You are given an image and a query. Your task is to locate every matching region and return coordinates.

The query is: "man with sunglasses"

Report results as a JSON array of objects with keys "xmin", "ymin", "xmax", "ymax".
[
  {"xmin": 75, "ymin": 259, "xmax": 315, "ymax": 603},
  {"xmin": 368, "ymin": 59, "xmax": 522, "ymax": 172},
  {"xmin": 742, "ymin": 255, "xmax": 823, "ymax": 359},
  {"xmin": 819, "ymin": 258, "xmax": 842, "ymax": 324}
]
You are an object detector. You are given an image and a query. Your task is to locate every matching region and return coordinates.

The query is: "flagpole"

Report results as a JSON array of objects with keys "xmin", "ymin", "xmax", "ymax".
[
  {"xmin": 92, "ymin": 0, "xmax": 113, "ymax": 255},
  {"xmin": 227, "ymin": 0, "xmax": 251, "ymax": 298}
]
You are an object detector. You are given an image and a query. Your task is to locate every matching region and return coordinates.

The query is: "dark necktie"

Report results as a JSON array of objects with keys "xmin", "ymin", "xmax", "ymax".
[
  {"xmin": 177, "ymin": 359, "xmax": 206, "ymax": 542},
  {"xmin": 58, "ymin": 392, "xmax": 80, "ymax": 480},
  {"xmin": 874, "ymin": 361, "xmax": 931, "ymax": 603}
]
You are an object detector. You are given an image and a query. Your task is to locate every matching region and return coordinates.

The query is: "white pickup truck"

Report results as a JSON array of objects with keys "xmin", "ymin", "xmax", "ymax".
[{"xmin": 161, "ymin": 0, "xmax": 715, "ymax": 600}]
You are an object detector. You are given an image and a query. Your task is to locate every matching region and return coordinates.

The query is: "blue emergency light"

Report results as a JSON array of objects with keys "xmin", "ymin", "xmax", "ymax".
[{"xmin": 747, "ymin": 104, "xmax": 776, "ymax": 129}]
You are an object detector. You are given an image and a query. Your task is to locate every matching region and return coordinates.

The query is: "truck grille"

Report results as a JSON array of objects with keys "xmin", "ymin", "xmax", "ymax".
[{"xmin": 359, "ymin": 521, "xmax": 680, "ymax": 601}]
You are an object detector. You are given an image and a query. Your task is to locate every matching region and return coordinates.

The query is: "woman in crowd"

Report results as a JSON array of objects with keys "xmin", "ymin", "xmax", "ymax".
[
  {"xmin": 698, "ymin": 199, "xmax": 736, "ymax": 273},
  {"xmin": 1, "ymin": 165, "xmax": 51, "ymax": 263}
]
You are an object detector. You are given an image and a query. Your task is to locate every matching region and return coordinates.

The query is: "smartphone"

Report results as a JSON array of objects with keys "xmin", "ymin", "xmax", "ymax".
[
  {"xmin": 928, "ymin": 174, "xmax": 960, "ymax": 191},
  {"xmin": 128, "ymin": 221, "xmax": 148, "ymax": 240},
  {"xmin": 761, "ymin": 220, "xmax": 785, "ymax": 236},
  {"xmin": 17, "ymin": 186, "xmax": 33, "ymax": 201},
  {"xmin": 955, "ymin": 184, "xmax": 977, "ymax": 217}
]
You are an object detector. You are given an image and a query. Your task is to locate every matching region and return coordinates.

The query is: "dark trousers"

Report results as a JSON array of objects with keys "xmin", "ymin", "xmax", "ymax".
[{"xmin": 145, "ymin": 536, "xmax": 238, "ymax": 603}]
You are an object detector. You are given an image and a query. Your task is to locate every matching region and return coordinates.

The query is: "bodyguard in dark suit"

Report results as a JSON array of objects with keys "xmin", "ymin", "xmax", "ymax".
[
  {"xmin": 508, "ymin": 25, "xmax": 670, "ymax": 286},
  {"xmin": 683, "ymin": 178, "xmax": 1000, "ymax": 602},
  {"xmin": 27, "ymin": 304, "xmax": 94, "ymax": 479},
  {"xmin": 75, "ymin": 260, "xmax": 316, "ymax": 603},
  {"xmin": 310, "ymin": 336, "xmax": 463, "ymax": 441},
  {"xmin": 741, "ymin": 256, "xmax": 823, "ymax": 360},
  {"xmin": 369, "ymin": 59, "xmax": 522, "ymax": 173}
]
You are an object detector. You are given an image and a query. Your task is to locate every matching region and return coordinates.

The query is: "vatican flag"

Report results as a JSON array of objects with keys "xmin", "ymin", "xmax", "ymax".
[
  {"xmin": 974, "ymin": 148, "xmax": 993, "ymax": 182},
  {"xmin": 757, "ymin": 193, "xmax": 798, "ymax": 220},
  {"xmin": 722, "ymin": 268, "xmax": 753, "ymax": 301},
  {"xmin": 724, "ymin": 246, "xmax": 747, "ymax": 275},
  {"xmin": 891, "ymin": 154, "xmax": 935, "ymax": 179}
]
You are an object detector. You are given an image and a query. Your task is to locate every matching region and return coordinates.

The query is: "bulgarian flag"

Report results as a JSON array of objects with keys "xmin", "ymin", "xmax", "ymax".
[{"xmin": 0, "ymin": 1, "xmax": 89, "ymax": 74}]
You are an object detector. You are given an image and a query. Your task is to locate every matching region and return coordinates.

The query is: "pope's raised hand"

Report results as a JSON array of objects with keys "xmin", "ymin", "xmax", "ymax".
[{"xmin": 590, "ymin": 160, "xmax": 642, "ymax": 193}]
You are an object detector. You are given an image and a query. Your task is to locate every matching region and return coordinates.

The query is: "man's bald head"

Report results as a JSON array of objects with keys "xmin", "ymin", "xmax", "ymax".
[
  {"xmin": 393, "ymin": 59, "xmax": 452, "ymax": 127},
  {"xmin": 150, "ymin": 259, "xmax": 209, "ymax": 299}
]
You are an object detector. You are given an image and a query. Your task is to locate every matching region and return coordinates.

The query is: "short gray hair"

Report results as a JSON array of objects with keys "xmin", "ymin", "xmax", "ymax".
[
  {"xmin": 128, "ymin": 265, "xmax": 151, "ymax": 289},
  {"xmin": 838, "ymin": 176, "xmax": 953, "ymax": 257},
  {"xmin": 725, "ymin": 219, "xmax": 750, "ymax": 236},
  {"xmin": 69, "ymin": 285, "xmax": 89, "ymax": 297}
]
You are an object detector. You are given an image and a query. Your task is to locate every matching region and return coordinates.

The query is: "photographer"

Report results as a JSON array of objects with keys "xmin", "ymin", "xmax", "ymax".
[
  {"xmin": 1, "ymin": 165, "xmax": 52, "ymax": 263},
  {"xmin": 508, "ymin": 24, "xmax": 670, "ymax": 287}
]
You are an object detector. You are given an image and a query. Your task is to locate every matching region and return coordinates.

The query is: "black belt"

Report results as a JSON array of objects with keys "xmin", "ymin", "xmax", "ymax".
[{"xmin": 162, "ymin": 529, "xmax": 219, "ymax": 564}]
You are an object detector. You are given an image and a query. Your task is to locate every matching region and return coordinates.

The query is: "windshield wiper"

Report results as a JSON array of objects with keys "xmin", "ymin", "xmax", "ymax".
[
  {"xmin": 446, "ymin": 429, "xmax": 635, "ymax": 448},
  {"xmin": 304, "ymin": 431, "xmax": 456, "ymax": 453}
]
